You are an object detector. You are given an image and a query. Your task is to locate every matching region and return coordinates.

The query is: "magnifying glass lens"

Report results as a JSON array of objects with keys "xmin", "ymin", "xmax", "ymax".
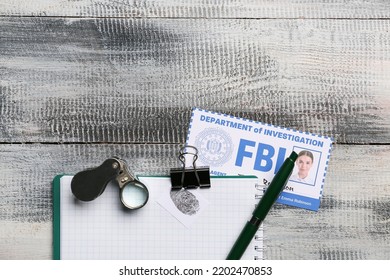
[{"xmin": 121, "ymin": 181, "xmax": 149, "ymax": 209}]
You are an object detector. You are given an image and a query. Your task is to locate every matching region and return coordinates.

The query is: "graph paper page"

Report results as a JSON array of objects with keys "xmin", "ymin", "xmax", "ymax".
[{"xmin": 59, "ymin": 176, "xmax": 263, "ymax": 260}]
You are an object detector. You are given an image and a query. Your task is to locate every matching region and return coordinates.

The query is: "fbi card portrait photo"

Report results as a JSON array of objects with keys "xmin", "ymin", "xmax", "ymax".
[{"xmin": 290, "ymin": 147, "xmax": 322, "ymax": 186}]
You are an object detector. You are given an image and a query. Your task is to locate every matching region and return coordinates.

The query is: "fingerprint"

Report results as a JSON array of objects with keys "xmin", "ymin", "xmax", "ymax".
[{"xmin": 170, "ymin": 189, "xmax": 200, "ymax": 216}]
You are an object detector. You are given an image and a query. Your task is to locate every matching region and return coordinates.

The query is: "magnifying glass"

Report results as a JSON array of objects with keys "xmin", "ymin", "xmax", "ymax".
[
  {"xmin": 115, "ymin": 165, "xmax": 149, "ymax": 210},
  {"xmin": 71, "ymin": 158, "xmax": 149, "ymax": 210}
]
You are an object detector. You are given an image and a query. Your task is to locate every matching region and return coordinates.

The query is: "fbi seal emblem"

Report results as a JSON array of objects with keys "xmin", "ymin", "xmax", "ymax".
[{"xmin": 195, "ymin": 128, "xmax": 233, "ymax": 167}]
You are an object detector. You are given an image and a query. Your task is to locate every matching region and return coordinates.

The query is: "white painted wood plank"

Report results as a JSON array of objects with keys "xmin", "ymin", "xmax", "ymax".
[
  {"xmin": 1, "ymin": 0, "xmax": 390, "ymax": 18},
  {"xmin": 0, "ymin": 144, "xmax": 388, "ymax": 259},
  {"xmin": 266, "ymin": 144, "xmax": 390, "ymax": 259},
  {"xmin": 1, "ymin": 18, "xmax": 389, "ymax": 144}
]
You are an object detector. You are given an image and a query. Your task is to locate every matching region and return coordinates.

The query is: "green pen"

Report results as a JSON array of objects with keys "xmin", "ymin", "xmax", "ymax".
[{"xmin": 226, "ymin": 151, "xmax": 298, "ymax": 260}]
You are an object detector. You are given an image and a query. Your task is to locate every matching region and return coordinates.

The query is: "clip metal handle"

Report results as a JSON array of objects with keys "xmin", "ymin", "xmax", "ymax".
[
  {"xmin": 71, "ymin": 158, "xmax": 149, "ymax": 210},
  {"xmin": 170, "ymin": 145, "xmax": 211, "ymax": 190}
]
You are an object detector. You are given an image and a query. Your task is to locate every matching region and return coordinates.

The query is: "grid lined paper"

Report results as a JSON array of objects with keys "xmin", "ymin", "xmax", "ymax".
[{"xmin": 59, "ymin": 176, "xmax": 263, "ymax": 260}]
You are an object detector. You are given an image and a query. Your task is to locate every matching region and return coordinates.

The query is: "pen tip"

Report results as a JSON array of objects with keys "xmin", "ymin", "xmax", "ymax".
[{"xmin": 289, "ymin": 151, "xmax": 298, "ymax": 161}]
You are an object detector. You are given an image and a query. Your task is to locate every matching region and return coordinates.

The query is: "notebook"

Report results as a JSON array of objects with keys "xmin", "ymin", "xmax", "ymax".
[{"xmin": 53, "ymin": 175, "xmax": 264, "ymax": 260}]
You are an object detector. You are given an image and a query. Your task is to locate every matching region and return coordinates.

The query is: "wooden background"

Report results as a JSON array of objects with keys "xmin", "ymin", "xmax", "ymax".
[{"xmin": 0, "ymin": 0, "xmax": 389, "ymax": 259}]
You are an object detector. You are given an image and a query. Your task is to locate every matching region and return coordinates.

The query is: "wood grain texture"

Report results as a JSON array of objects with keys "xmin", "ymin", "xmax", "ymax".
[
  {"xmin": 267, "ymin": 144, "xmax": 390, "ymax": 259},
  {"xmin": 1, "ymin": 17, "xmax": 389, "ymax": 144},
  {"xmin": 0, "ymin": 144, "xmax": 388, "ymax": 259},
  {"xmin": 1, "ymin": 0, "xmax": 389, "ymax": 261},
  {"xmin": 1, "ymin": 0, "xmax": 390, "ymax": 18}
]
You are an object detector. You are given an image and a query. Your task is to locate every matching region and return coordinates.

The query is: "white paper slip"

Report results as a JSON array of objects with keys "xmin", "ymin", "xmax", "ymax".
[
  {"xmin": 186, "ymin": 108, "xmax": 333, "ymax": 211},
  {"xmin": 156, "ymin": 188, "xmax": 210, "ymax": 229}
]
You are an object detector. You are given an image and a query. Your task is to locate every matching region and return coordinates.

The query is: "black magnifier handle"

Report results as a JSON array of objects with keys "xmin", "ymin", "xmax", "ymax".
[{"xmin": 71, "ymin": 158, "xmax": 121, "ymax": 201}]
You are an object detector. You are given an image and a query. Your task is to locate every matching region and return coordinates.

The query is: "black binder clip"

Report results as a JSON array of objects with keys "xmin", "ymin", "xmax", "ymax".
[{"xmin": 170, "ymin": 145, "xmax": 211, "ymax": 190}]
